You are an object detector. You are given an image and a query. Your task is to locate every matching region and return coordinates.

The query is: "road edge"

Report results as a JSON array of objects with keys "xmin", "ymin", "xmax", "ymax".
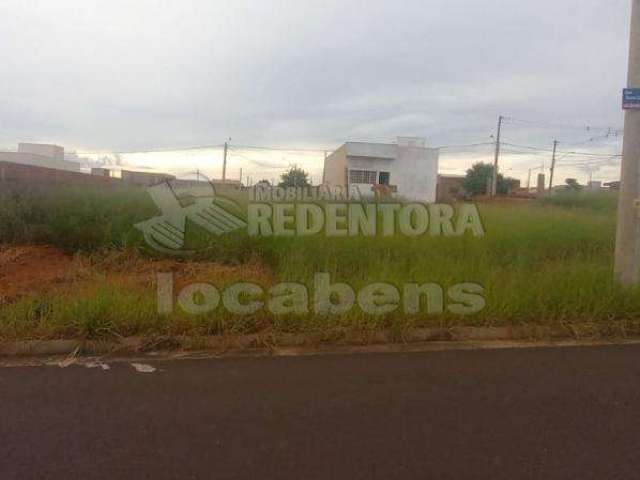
[{"xmin": 0, "ymin": 324, "xmax": 636, "ymax": 358}]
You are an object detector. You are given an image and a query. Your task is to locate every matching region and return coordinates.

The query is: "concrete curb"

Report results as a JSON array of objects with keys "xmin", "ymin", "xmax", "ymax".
[{"xmin": 0, "ymin": 324, "xmax": 622, "ymax": 357}]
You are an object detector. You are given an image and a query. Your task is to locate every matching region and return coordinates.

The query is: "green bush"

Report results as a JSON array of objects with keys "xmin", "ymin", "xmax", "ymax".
[
  {"xmin": 0, "ymin": 185, "xmax": 155, "ymax": 251},
  {"xmin": 539, "ymin": 190, "xmax": 619, "ymax": 212}
]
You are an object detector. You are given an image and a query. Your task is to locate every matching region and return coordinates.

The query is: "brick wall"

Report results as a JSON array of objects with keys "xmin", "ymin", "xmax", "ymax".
[
  {"xmin": 436, "ymin": 175, "xmax": 466, "ymax": 203},
  {"xmin": 121, "ymin": 169, "xmax": 175, "ymax": 186},
  {"xmin": 0, "ymin": 161, "xmax": 123, "ymax": 187}
]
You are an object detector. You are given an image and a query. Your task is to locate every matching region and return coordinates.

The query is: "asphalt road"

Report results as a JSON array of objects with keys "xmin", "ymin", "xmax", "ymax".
[{"xmin": 2, "ymin": 344, "xmax": 640, "ymax": 479}]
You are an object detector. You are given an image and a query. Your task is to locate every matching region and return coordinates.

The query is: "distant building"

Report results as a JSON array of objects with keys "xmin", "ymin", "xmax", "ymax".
[
  {"xmin": 172, "ymin": 178, "xmax": 242, "ymax": 188},
  {"xmin": 171, "ymin": 177, "xmax": 243, "ymax": 195},
  {"xmin": 504, "ymin": 178, "xmax": 521, "ymax": 193},
  {"xmin": 604, "ymin": 181, "xmax": 621, "ymax": 190},
  {"xmin": 120, "ymin": 169, "xmax": 176, "ymax": 186},
  {"xmin": 0, "ymin": 161, "xmax": 120, "ymax": 186},
  {"xmin": 91, "ymin": 167, "xmax": 111, "ymax": 177},
  {"xmin": 536, "ymin": 173, "xmax": 546, "ymax": 194},
  {"xmin": 322, "ymin": 137, "xmax": 439, "ymax": 202},
  {"xmin": 0, "ymin": 143, "xmax": 80, "ymax": 172},
  {"xmin": 18, "ymin": 143, "xmax": 64, "ymax": 160},
  {"xmin": 587, "ymin": 181, "xmax": 603, "ymax": 191},
  {"xmin": 436, "ymin": 174, "xmax": 466, "ymax": 203}
]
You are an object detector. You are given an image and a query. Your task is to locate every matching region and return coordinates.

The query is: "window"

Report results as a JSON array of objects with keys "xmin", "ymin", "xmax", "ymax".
[
  {"xmin": 378, "ymin": 172, "xmax": 390, "ymax": 185},
  {"xmin": 349, "ymin": 169, "xmax": 377, "ymax": 184}
]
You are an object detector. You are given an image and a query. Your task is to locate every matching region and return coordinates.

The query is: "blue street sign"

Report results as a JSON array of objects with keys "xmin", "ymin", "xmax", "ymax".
[{"xmin": 623, "ymin": 88, "xmax": 640, "ymax": 109}]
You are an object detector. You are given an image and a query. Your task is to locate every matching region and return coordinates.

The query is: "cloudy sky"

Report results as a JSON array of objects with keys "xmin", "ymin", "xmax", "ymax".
[{"xmin": 0, "ymin": 0, "xmax": 631, "ymax": 184}]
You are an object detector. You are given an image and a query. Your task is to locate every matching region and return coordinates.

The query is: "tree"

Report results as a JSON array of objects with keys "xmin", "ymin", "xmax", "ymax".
[
  {"xmin": 463, "ymin": 162, "xmax": 516, "ymax": 196},
  {"xmin": 278, "ymin": 166, "xmax": 310, "ymax": 188},
  {"xmin": 256, "ymin": 179, "xmax": 271, "ymax": 187},
  {"xmin": 565, "ymin": 178, "xmax": 583, "ymax": 191}
]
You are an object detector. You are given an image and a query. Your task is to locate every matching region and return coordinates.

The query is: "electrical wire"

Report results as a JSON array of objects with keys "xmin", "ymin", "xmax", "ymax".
[
  {"xmin": 72, "ymin": 144, "xmax": 225, "ymax": 155},
  {"xmin": 435, "ymin": 142, "xmax": 494, "ymax": 150},
  {"xmin": 502, "ymin": 142, "xmax": 621, "ymax": 158},
  {"xmin": 229, "ymin": 144, "xmax": 328, "ymax": 153},
  {"xmin": 506, "ymin": 117, "xmax": 622, "ymax": 133}
]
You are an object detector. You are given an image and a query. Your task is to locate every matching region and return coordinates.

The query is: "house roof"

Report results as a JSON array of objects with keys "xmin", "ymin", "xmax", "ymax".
[
  {"xmin": 344, "ymin": 142, "xmax": 397, "ymax": 160},
  {"xmin": 438, "ymin": 174, "xmax": 466, "ymax": 179}
]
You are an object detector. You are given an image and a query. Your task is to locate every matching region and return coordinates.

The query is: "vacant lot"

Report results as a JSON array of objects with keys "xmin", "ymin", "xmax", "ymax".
[{"xmin": 0, "ymin": 185, "xmax": 638, "ymax": 341}]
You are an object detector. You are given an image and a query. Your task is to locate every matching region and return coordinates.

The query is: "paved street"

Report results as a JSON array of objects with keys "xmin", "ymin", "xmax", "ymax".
[{"xmin": 2, "ymin": 344, "xmax": 640, "ymax": 479}]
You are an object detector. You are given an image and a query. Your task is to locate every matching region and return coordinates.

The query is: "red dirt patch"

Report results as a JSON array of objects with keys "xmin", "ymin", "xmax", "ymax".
[
  {"xmin": 0, "ymin": 245, "xmax": 77, "ymax": 303},
  {"xmin": 0, "ymin": 246, "xmax": 277, "ymax": 304},
  {"xmin": 82, "ymin": 249, "xmax": 277, "ymax": 290}
]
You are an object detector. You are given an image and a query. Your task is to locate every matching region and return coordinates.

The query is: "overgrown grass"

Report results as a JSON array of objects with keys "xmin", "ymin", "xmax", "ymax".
[
  {"xmin": 261, "ymin": 202, "xmax": 637, "ymax": 327},
  {"xmin": 540, "ymin": 189, "xmax": 619, "ymax": 212},
  {"xmin": 1, "ymin": 186, "xmax": 639, "ymax": 341},
  {"xmin": 0, "ymin": 185, "xmax": 155, "ymax": 251}
]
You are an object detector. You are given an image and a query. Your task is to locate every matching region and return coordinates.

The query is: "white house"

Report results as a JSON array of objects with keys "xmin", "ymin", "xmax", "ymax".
[
  {"xmin": 322, "ymin": 137, "xmax": 439, "ymax": 202},
  {"xmin": 0, "ymin": 143, "xmax": 80, "ymax": 172}
]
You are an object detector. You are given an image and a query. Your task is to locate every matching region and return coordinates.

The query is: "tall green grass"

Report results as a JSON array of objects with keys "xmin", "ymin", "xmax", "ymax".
[
  {"xmin": 257, "ymin": 203, "xmax": 636, "ymax": 327},
  {"xmin": 1, "ymin": 186, "xmax": 639, "ymax": 340},
  {"xmin": 540, "ymin": 190, "xmax": 619, "ymax": 212},
  {"xmin": 0, "ymin": 185, "xmax": 155, "ymax": 251}
]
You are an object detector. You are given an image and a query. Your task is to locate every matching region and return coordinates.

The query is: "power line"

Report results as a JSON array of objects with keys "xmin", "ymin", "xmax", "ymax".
[
  {"xmin": 560, "ymin": 150, "xmax": 621, "ymax": 158},
  {"xmin": 502, "ymin": 148, "xmax": 619, "ymax": 166},
  {"xmin": 229, "ymin": 144, "xmax": 328, "ymax": 153},
  {"xmin": 502, "ymin": 142, "xmax": 621, "ymax": 158},
  {"xmin": 72, "ymin": 144, "xmax": 225, "ymax": 155},
  {"xmin": 233, "ymin": 141, "xmax": 495, "ymax": 153},
  {"xmin": 23, "ymin": 123, "xmax": 625, "ymax": 157},
  {"xmin": 436, "ymin": 142, "xmax": 494, "ymax": 150},
  {"xmin": 557, "ymin": 156, "xmax": 621, "ymax": 167},
  {"xmin": 70, "ymin": 142, "xmax": 327, "ymax": 156},
  {"xmin": 506, "ymin": 117, "xmax": 623, "ymax": 133},
  {"xmin": 561, "ymin": 131, "xmax": 621, "ymax": 147},
  {"xmin": 502, "ymin": 146, "xmax": 552, "ymax": 156},
  {"xmin": 502, "ymin": 142, "xmax": 555, "ymax": 153},
  {"xmin": 229, "ymin": 151, "xmax": 316, "ymax": 170}
]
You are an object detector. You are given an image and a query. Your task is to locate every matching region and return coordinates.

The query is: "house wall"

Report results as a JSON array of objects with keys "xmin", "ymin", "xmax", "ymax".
[
  {"xmin": 0, "ymin": 161, "xmax": 121, "ymax": 186},
  {"xmin": 344, "ymin": 142, "xmax": 396, "ymax": 159},
  {"xmin": 0, "ymin": 152, "xmax": 80, "ymax": 172},
  {"xmin": 346, "ymin": 155, "xmax": 395, "ymax": 197},
  {"xmin": 437, "ymin": 175, "xmax": 466, "ymax": 203},
  {"xmin": 392, "ymin": 144, "xmax": 438, "ymax": 202},
  {"xmin": 91, "ymin": 167, "xmax": 111, "ymax": 177},
  {"xmin": 324, "ymin": 141, "xmax": 439, "ymax": 202},
  {"xmin": 323, "ymin": 145, "xmax": 348, "ymax": 186},
  {"xmin": 346, "ymin": 146, "xmax": 438, "ymax": 202},
  {"xmin": 18, "ymin": 143, "xmax": 65, "ymax": 161},
  {"xmin": 121, "ymin": 170, "xmax": 176, "ymax": 186}
]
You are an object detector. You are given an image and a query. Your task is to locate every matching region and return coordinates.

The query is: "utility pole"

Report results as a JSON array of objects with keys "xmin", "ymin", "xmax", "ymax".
[
  {"xmin": 491, "ymin": 115, "xmax": 504, "ymax": 197},
  {"xmin": 615, "ymin": 0, "xmax": 640, "ymax": 286},
  {"xmin": 222, "ymin": 140, "xmax": 229, "ymax": 184},
  {"xmin": 322, "ymin": 151, "xmax": 328, "ymax": 184},
  {"xmin": 548, "ymin": 140, "xmax": 558, "ymax": 191}
]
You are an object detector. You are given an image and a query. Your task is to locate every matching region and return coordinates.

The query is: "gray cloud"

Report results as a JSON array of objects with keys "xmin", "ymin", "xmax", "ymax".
[{"xmin": 0, "ymin": 0, "xmax": 630, "ymax": 182}]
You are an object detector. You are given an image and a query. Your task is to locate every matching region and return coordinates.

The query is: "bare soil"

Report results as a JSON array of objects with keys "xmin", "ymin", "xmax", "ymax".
[
  {"xmin": 0, "ymin": 245, "xmax": 76, "ymax": 302},
  {"xmin": 0, "ymin": 245, "xmax": 276, "ymax": 304}
]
